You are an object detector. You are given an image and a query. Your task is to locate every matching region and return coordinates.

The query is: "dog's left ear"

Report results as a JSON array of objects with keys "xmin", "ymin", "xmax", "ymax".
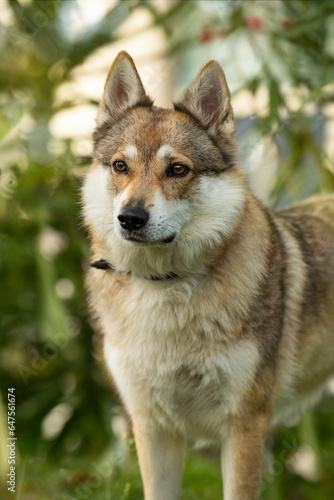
[{"xmin": 176, "ymin": 60, "xmax": 235, "ymax": 137}]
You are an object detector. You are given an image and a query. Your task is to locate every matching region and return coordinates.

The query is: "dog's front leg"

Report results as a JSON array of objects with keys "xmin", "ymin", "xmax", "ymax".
[
  {"xmin": 133, "ymin": 416, "xmax": 186, "ymax": 500},
  {"xmin": 221, "ymin": 412, "xmax": 270, "ymax": 500}
]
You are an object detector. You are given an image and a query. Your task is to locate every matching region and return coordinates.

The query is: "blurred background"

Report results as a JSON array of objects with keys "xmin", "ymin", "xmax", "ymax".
[{"xmin": 1, "ymin": 1, "xmax": 334, "ymax": 499}]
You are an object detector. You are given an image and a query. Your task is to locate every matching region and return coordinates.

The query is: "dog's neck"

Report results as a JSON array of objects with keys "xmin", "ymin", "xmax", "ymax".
[
  {"xmin": 90, "ymin": 259, "xmax": 179, "ymax": 281},
  {"xmin": 89, "ymin": 225, "xmax": 233, "ymax": 281}
]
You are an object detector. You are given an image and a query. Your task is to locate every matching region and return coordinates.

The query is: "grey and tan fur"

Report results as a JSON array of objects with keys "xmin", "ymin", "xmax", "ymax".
[{"xmin": 82, "ymin": 51, "xmax": 334, "ymax": 500}]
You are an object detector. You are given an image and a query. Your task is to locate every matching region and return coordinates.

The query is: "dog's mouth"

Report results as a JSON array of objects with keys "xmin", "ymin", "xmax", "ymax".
[
  {"xmin": 124, "ymin": 233, "xmax": 176, "ymax": 246},
  {"xmin": 162, "ymin": 234, "xmax": 176, "ymax": 244}
]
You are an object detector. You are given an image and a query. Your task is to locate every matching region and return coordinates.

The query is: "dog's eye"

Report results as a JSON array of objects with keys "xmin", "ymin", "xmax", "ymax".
[
  {"xmin": 168, "ymin": 164, "xmax": 190, "ymax": 177},
  {"xmin": 113, "ymin": 161, "xmax": 128, "ymax": 173}
]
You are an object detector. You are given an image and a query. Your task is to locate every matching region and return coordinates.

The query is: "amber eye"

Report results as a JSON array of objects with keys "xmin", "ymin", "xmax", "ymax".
[
  {"xmin": 113, "ymin": 161, "xmax": 128, "ymax": 173},
  {"xmin": 167, "ymin": 164, "xmax": 190, "ymax": 177}
]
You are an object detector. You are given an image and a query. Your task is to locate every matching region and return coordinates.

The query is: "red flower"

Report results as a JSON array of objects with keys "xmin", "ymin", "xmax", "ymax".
[
  {"xmin": 246, "ymin": 16, "xmax": 264, "ymax": 32},
  {"xmin": 200, "ymin": 28, "xmax": 215, "ymax": 43}
]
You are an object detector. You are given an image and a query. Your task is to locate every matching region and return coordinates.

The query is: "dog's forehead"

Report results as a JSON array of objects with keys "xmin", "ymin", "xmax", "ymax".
[
  {"xmin": 97, "ymin": 107, "xmax": 204, "ymax": 155},
  {"xmin": 125, "ymin": 106, "xmax": 203, "ymax": 154},
  {"xmin": 94, "ymin": 105, "xmax": 222, "ymax": 171}
]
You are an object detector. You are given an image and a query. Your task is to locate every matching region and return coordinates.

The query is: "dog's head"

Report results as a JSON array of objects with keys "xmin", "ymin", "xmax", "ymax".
[{"xmin": 83, "ymin": 51, "xmax": 246, "ymax": 278}]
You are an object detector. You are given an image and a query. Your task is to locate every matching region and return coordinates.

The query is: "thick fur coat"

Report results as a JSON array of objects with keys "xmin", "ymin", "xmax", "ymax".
[{"xmin": 82, "ymin": 51, "xmax": 334, "ymax": 500}]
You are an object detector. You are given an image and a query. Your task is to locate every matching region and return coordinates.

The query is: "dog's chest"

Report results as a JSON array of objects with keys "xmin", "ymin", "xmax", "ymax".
[{"xmin": 101, "ymin": 280, "xmax": 260, "ymax": 439}]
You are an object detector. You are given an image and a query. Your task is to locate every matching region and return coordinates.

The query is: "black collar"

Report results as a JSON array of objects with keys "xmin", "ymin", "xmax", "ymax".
[{"xmin": 90, "ymin": 259, "xmax": 179, "ymax": 281}]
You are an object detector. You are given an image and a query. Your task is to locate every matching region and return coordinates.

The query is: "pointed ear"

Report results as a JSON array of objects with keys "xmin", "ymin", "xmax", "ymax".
[
  {"xmin": 175, "ymin": 60, "xmax": 235, "ymax": 136},
  {"xmin": 96, "ymin": 51, "xmax": 152, "ymax": 126}
]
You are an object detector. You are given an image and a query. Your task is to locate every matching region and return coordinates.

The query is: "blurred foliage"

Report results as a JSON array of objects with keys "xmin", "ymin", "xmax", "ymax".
[{"xmin": 0, "ymin": 0, "xmax": 334, "ymax": 499}]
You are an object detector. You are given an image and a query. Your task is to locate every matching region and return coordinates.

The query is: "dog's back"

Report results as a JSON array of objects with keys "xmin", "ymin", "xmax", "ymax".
[{"xmin": 270, "ymin": 195, "xmax": 334, "ymax": 422}]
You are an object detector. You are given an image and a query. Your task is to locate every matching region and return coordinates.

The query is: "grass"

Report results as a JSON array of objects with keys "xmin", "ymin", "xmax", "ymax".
[{"xmin": 1, "ymin": 397, "xmax": 334, "ymax": 500}]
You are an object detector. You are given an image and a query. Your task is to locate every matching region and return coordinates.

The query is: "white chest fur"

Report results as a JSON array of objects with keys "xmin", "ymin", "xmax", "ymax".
[{"xmin": 99, "ymin": 276, "xmax": 260, "ymax": 441}]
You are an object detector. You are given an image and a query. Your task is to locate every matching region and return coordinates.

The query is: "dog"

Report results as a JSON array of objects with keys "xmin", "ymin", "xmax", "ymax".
[{"xmin": 82, "ymin": 51, "xmax": 334, "ymax": 500}]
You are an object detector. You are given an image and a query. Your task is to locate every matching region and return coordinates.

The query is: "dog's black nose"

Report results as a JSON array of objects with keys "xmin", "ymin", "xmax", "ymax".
[{"xmin": 118, "ymin": 206, "xmax": 149, "ymax": 231}]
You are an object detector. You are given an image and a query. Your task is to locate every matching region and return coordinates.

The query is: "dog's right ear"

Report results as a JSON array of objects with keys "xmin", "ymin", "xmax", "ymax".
[{"xmin": 96, "ymin": 51, "xmax": 152, "ymax": 127}]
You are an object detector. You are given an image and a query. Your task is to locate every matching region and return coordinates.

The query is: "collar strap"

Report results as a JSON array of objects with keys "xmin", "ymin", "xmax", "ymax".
[{"xmin": 90, "ymin": 259, "xmax": 179, "ymax": 281}]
